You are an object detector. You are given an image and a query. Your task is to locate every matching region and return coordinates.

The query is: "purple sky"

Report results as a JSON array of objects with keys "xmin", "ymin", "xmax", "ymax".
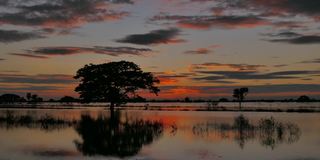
[{"xmin": 0, "ymin": 0, "xmax": 319, "ymax": 100}]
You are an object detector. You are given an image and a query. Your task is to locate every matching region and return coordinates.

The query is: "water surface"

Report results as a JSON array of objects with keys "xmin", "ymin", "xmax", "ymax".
[{"xmin": 0, "ymin": 107, "xmax": 319, "ymax": 160}]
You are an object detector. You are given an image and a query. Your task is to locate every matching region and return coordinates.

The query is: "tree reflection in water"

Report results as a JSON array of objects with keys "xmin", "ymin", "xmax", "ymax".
[
  {"xmin": 257, "ymin": 116, "xmax": 300, "ymax": 148},
  {"xmin": 0, "ymin": 110, "xmax": 164, "ymax": 158},
  {"xmin": 192, "ymin": 115, "xmax": 301, "ymax": 149},
  {"xmin": 74, "ymin": 111, "xmax": 164, "ymax": 157}
]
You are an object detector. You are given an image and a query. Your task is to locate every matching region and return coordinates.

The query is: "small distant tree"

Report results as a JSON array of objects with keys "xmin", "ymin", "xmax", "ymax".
[
  {"xmin": 29, "ymin": 94, "xmax": 43, "ymax": 104},
  {"xmin": 297, "ymin": 95, "xmax": 311, "ymax": 102},
  {"xmin": 60, "ymin": 96, "xmax": 78, "ymax": 104},
  {"xmin": 219, "ymin": 98, "xmax": 229, "ymax": 102},
  {"xmin": 184, "ymin": 97, "xmax": 191, "ymax": 102},
  {"xmin": 26, "ymin": 93, "xmax": 32, "ymax": 102},
  {"xmin": 233, "ymin": 88, "xmax": 249, "ymax": 110},
  {"xmin": 74, "ymin": 61, "xmax": 160, "ymax": 112},
  {"xmin": 48, "ymin": 99, "xmax": 56, "ymax": 102}
]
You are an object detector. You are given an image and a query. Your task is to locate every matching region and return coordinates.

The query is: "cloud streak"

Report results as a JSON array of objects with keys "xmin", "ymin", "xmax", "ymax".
[
  {"xmin": 0, "ymin": 74, "xmax": 75, "ymax": 84},
  {"xmin": 262, "ymin": 31, "xmax": 320, "ymax": 44},
  {"xmin": 154, "ymin": 72, "xmax": 196, "ymax": 85},
  {"xmin": 190, "ymin": 62, "xmax": 265, "ymax": 71},
  {"xmin": 269, "ymin": 35, "xmax": 320, "ymax": 44},
  {"xmin": 154, "ymin": 0, "xmax": 320, "ymax": 33},
  {"xmin": 184, "ymin": 48, "xmax": 212, "ymax": 55},
  {"xmin": 0, "ymin": 86, "xmax": 64, "ymax": 91},
  {"xmin": 299, "ymin": 58, "xmax": 320, "ymax": 64},
  {"xmin": 10, "ymin": 53, "xmax": 48, "ymax": 59},
  {"xmin": 10, "ymin": 46, "xmax": 153, "ymax": 58},
  {"xmin": 150, "ymin": 14, "xmax": 269, "ymax": 30},
  {"xmin": 218, "ymin": 0, "xmax": 320, "ymax": 18},
  {"xmin": 0, "ymin": 29, "xmax": 43, "ymax": 43},
  {"xmin": 194, "ymin": 70, "xmax": 320, "ymax": 81},
  {"xmin": 157, "ymin": 84, "xmax": 320, "ymax": 99},
  {"xmin": 187, "ymin": 62, "xmax": 320, "ymax": 83},
  {"xmin": 189, "ymin": 0, "xmax": 320, "ymax": 20},
  {"xmin": 116, "ymin": 28, "xmax": 185, "ymax": 45},
  {"xmin": 0, "ymin": 73, "xmax": 77, "ymax": 97}
]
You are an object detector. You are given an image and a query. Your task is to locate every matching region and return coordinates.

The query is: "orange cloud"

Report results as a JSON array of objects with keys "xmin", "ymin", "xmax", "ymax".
[
  {"xmin": 189, "ymin": 63, "xmax": 265, "ymax": 72},
  {"xmin": 158, "ymin": 77, "xmax": 179, "ymax": 85},
  {"xmin": 184, "ymin": 48, "xmax": 211, "ymax": 54},
  {"xmin": 158, "ymin": 87, "xmax": 202, "ymax": 99},
  {"xmin": 152, "ymin": 14, "xmax": 270, "ymax": 30},
  {"xmin": 178, "ymin": 18, "xmax": 269, "ymax": 29}
]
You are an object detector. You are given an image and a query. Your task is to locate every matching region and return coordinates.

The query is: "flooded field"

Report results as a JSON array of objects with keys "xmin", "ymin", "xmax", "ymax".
[
  {"xmin": 2, "ymin": 102, "xmax": 320, "ymax": 112},
  {"xmin": 0, "ymin": 106, "xmax": 319, "ymax": 160}
]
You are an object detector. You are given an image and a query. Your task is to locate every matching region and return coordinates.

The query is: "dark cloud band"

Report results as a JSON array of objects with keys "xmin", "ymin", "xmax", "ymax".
[
  {"xmin": 116, "ymin": 28, "xmax": 185, "ymax": 45},
  {"xmin": 0, "ymin": 0, "xmax": 131, "ymax": 29},
  {"xmin": 0, "ymin": 29, "xmax": 43, "ymax": 43},
  {"xmin": 10, "ymin": 46, "xmax": 153, "ymax": 58}
]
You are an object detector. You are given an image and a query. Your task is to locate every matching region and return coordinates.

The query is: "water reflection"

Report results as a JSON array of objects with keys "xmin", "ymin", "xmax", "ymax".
[
  {"xmin": 0, "ymin": 110, "xmax": 304, "ymax": 159},
  {"xmin": 74, "ymin": 111, "xmax": 164, "ymax": 157},
  {"xmin": 192, "ymin": 115, "xmax": 301, "ymax": 149}
]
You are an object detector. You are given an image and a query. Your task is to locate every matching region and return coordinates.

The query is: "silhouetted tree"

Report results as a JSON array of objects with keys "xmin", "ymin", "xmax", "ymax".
[
  {"xmin": 48, "ymin": 99, "xmax": 56, "ymax": 102},
  {"xmin": 184, "ymin": 97, "xmax": 191, "ymax": 102},
  {"xmin": 26, "ymin": 93, "xmax": 32, "ymax": 102},
  {"xmin": 128, "ymin": 95, "xmax": 146, "ymax": 102},
  {"xmin": 60, "ymin": 96, "xmax": 77, "ymax": 103},
  {"xmin": 0, "ymin": 94, "xmax": 25, "ymax": 104},
  {"xmin": 74, "ymin": 61, "xmax": 160, "ymax": 112},
  {"xmin": 297, "ymin": 95, "xmax": 311, "ymax": 102},
  {"xmin": 30, "ymin": 94, "xmax": 43, "ymax": 103},
  {"xmin": 219, "ymin": 98, "xmax": 229, "ymax": 102},
  {"xmin": 233, "ymin": 88, "xmax": 249, "ymax": 110}
]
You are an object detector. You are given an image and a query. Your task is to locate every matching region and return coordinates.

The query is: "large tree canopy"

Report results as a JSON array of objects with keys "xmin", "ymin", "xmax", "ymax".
[{"xmin": 74, "ymin": 61, "xmax": 160, "ymax": 110}]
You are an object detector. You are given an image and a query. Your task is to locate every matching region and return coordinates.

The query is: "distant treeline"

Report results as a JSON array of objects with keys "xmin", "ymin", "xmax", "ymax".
[
  {"xmin": 0, "ymin": 93, "xmax": 318, "ymax": 104},
  {"xmin": 149, "ymin": 95, "xmax": 319, "ymax": 103},
  {"xmin": 0, "ymin": 93, "xmax": 78, "ymax": 104}
]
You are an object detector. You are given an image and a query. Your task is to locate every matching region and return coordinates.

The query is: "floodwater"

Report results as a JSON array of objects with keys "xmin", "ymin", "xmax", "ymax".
[{"xmin": 0, "ymin": 106, "xmax": 319, "ymax": 160}]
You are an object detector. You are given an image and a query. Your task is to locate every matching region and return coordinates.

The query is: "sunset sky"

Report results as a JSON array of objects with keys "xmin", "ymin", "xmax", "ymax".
[{"xmin": 0, "ymin": 0, "xmax": 319, "ymax": 100}]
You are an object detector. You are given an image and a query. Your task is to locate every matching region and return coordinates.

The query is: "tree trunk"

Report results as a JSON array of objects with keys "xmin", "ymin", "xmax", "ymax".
[{"xmin": 110, "ymin": 101, "xmax": 115, "ymax": 119}]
